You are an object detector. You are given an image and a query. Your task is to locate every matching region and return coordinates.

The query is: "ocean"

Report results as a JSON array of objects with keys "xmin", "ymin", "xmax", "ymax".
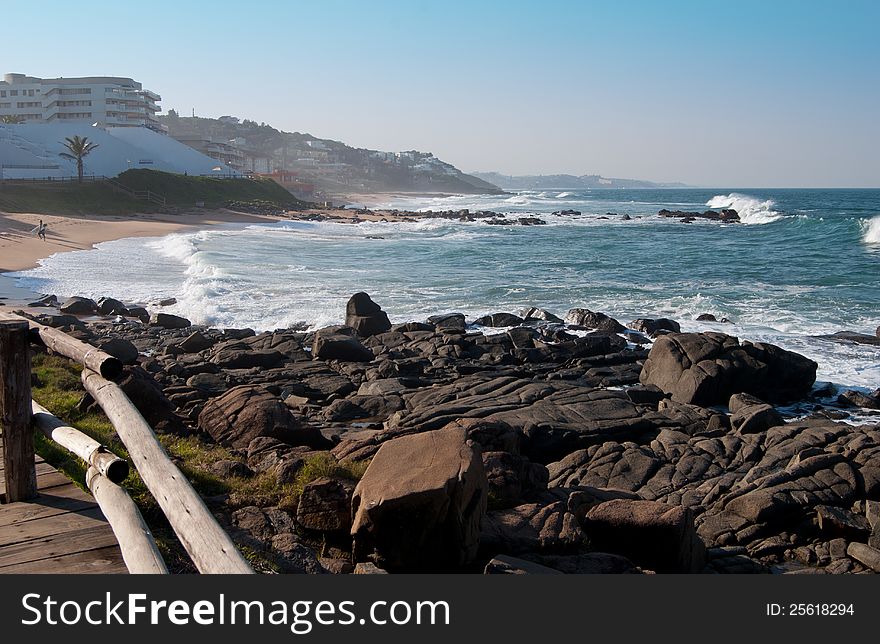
[{"xmin": 10, "ymin": 188, "xmax": 880, "ymax": 392}]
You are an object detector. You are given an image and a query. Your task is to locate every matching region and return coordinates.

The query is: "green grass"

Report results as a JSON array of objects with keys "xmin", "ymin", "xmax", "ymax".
[{"xmin": 0, "ymin": 169, "xmax": 309, "ymax": 215}]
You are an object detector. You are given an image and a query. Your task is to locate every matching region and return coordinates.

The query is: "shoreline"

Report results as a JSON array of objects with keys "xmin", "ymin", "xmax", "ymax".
[{"xmin": 0, "ymin": 203, "xmax": 436, "ymax": 304}]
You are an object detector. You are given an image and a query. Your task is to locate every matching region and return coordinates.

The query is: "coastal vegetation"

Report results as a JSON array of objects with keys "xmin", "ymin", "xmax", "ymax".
[
  {"xmin": 0, "ymin": 169, "xmax": 309, "ymax": 215},
  {"xmin": 60, "ymin": 135, "xmax": 100, "ymax": 183}
]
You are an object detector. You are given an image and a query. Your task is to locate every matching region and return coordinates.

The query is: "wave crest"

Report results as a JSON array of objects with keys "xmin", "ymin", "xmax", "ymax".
[
  {"xmin": 706, "ymin": 193, "xmax": 782, "ymax": 225},
  {"xmin": 863, "ymin": 215, "xmax": 880, "ymax": 244}
]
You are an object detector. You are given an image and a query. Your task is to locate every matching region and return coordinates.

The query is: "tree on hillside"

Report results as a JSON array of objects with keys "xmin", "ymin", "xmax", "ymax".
[
  {"xmin": 59, "ymin": 135, "xmax": 100, "ymax": 183},
  {"xmin": 0, "ymin": 115, "xmax": 25, "ymax": 124}
]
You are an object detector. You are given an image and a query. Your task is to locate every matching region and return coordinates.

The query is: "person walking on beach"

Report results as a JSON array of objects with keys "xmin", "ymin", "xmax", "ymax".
[{"xmin": 37, "ymin": 220, "xmax": 47, "ymax": 241}]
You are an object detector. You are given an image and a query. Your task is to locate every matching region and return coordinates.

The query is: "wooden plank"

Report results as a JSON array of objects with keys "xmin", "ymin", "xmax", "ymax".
[
  {"xmin": 0, "ymin": 460, "xmax": 55, "ymax": 476},
  {"xmin": 0, "ymin": 487, "xmax": 97, "ymax": 524},
  {"xmin": 0, "ymin": 546, "xmax": 127, "ymax": 574},
  {"xmin": 0, "ymin": 525, "xmax": 121, "ymax": 568},
  {"xmin": 0, "ymin": 506, "xmax": 109, "ymax": 545},
  {"xmin": 1, "ymin": 474, "xmax": 68, "ymax": 498},
  {"xmin": 0, "ymin": 320, "xmax": 36, "ymax": 501}
]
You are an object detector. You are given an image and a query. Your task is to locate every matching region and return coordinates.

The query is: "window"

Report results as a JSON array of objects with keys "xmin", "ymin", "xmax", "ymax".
[
  {"xmin": 10, "ymin": 90, "xmax": 18, "ymax": 96},
  {"xmin": 0, "ymin": 102, "xmax": 10, "ymax": 108},
  {"xmin": 0, "ymin": 91, "xmax": 5, "ymax": 97}
]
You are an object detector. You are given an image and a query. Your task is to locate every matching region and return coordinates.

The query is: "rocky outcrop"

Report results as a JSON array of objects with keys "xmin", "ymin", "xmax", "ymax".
[
  {"xmin": 198, "ymin": 385, "xmax": 329, "ymax": 449},
  {"xmin": 149, "ymin": 312, "xmax": 192, "ymax": 329},
  {"xmin": 565, "ymin": 308, "xmax": 625, "ymax": 332},
  {"xmin": 311, "ymin": 327, "xmax": 374, "ymax": 362},
  {"xmin": 351, "ymin": 426, "xmax": 487, "ymax": 571},
  {"xmin": 345, "ymin": 292, "xmax": 391, "ymax": 337},
  {"xmin": 640, "ymin": 332, "xmax": 817, "ymax": 405},
  {"xmin": 583, "ymin": 499, "xmax": 705, "ymax": 573},
  {"xmin": 628, "ymin": 318, "xmax": 681, "ymax": 337},
  {"xmin": 59, "ymin": 296, "xmax": 97, "ymax": 315}
]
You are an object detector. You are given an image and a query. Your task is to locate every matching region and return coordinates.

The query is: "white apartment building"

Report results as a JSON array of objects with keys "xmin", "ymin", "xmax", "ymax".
[{"xmin": 0, "ymin": 73, "xmax": 164, "ymax": 132}]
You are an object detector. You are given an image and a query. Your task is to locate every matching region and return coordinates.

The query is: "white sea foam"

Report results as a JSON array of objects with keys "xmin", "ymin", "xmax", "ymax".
[
  {"xmin": 706, "ymin": 193, "xmax": 783, "ymax": 224},
  {"xmin": 862, "ymin": 215, "xmax": 880, "ymax": 244}
]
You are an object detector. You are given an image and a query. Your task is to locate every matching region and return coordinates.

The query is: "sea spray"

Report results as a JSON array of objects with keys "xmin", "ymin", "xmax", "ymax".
[
  {"xmin": 863, "ymin": 215, "xmax": 880, "ymax": 244},
  {"xmin": 705, "ymin": 193, "xmax": 783, "ymax": 224}
]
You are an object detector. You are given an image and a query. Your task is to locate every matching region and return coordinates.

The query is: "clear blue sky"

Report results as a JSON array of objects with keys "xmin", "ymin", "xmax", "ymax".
[{"xmin": 3, "ymin": 0, "xmax": 878, "ymax": 186}]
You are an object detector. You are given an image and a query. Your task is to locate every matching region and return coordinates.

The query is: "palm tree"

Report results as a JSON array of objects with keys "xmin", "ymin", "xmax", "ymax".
[
  {"xmin": 60, "ymin": 135, "xmax": 99, "ymax": 183},
  {"xmin": 0, "ymin": 115, "xmax": 25, "ymax": 124}
]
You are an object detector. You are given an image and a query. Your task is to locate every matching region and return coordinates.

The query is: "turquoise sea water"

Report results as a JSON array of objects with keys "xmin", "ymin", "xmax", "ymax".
[{"xmin": 11, "ymin": 188, "xmax": 880, "ymax": 390}]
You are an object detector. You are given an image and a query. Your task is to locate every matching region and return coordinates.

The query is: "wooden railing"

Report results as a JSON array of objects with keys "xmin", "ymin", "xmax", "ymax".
[{"xmin": 0, "ymin": 313, "xmax": 253, "ymax": 574}]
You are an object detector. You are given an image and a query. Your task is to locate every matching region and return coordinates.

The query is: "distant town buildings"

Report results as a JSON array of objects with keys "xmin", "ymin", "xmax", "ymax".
[{"xmin": 0, "ymin": 73, "xmax": 163, "ymax": 132}]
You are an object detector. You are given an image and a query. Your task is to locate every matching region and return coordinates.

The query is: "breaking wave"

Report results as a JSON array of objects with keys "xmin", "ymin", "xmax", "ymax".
[{"xmin": 706, "ymin": 193, "xmax": 783, "ymax": 224}]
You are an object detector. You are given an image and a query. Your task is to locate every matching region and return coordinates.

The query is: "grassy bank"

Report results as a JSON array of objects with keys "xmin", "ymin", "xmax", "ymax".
[
  {"xmin": 0, "ymin": 169, "xmax": 309, "ymax": 215},
  {"xmin": 30, "ymin": 352, "xmax": 366, "ymax": 573}
]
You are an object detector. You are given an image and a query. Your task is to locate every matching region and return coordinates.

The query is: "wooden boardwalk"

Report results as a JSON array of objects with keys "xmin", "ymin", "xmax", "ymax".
[{"xmin": 0, "ymin": 437, "xmax": 127, "ymax": 574}]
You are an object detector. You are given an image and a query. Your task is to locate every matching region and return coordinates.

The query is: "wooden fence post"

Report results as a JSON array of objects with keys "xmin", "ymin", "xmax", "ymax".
[{"xmin": 0, "ymin": 320, "xmax": 36, "ymax": 502}]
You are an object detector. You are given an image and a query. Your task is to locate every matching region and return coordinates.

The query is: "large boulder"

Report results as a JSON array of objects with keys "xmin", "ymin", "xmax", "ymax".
[
  {"xmin": 59, "ymin": 296, "xmax": 97, "ymax": 315},
  {"xmin": 584, "ymin": 499, "xmax": 706, "ymax": 573},
  {"xmin": 474, "ymin": 312, "xmax": 525, "ymax": 328},
  {"xmin": 628, "ymin": 318, "xmax": 681, "ymax": 337},
  {"xmin": 345, "ymin": 292, "xmax": 391, "ymax": 337},
  {"xmin": 351, "ymin": 426, "xmax": 487, "ymax": 571},
  {"xmin": 98, "ymin": 337, "xmax": 139, "ymax": 365},
  {"xmin": 427, "ymin": 313, "xmax": 466, "ymax": 334},
  {"xmin": 639, "ymin": 332, "xmax": 817, "ymax": 405},
  {"xmin": 312, "ymin": 328, "xmax": 374, "ymax": 362},
  {"xmin": 198, "ymin": 385, "xmax": 329, "ymax": 449},
  {"xmin": 96, "ymin": 297, "xmax": 126, "ymax": 316},
  {"xmin": 565, "ymin": 308, "xmax": 625, "ymax": 332},
  {"xmin": 149, "ymin": 312, "xmax": 191, "ymax": 329}
]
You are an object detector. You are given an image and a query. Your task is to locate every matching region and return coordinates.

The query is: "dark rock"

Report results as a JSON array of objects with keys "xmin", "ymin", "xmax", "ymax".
[
  {"xmin": 519, "ymin": 307, "xmax": 563, "ymax": 323},
  {"xmin": 565, "ymin": 308, "xmax": 625, "ymax": 333},
  {"xmin": 186, "ymin": 372, "xmax": 228, "ymax": 394},
  {"xmin": 584, "ymin": 499, "xmax": 706, "ymax": 573},
  {"xmin": 427, "ymin": 313, "xmax": 466, "ymax": 334},
  {"xmin": 179, "ymin": 331, "xmax": 215, "ymax": 353},
  {"xmin": 149, "ymin": 312, "xmax": 191, "ymax": 329},
  {"xmin": 351, "ymin": 426, "xmax": 487, "ymax": 571},
  {"xmin": 729, "ymin": 393, "xmax": 785, "ymax": 434},
  {"xmin": 815, "ymin": 505, "xmax": 871, "ymax": 539},
  {"xmin": 28, "ymin": 294, "xmax": 58, "ymax": 308},
  {"xmin": 312, "ymin": 328, "xmax": 374, "ymax": 362},
  {"xmin": 97, "ymin": 297, "xmax": 126, "ymax": 315},
  {"xmin": 117, "ymin": 366, "xmax": 186, "ymax": 434},
  {"xmin": 211, "ymin": 347, "xmax": 285, "ymax": 370},
  {"xmin": 208, "ymin": 460, "xmax": 253, "ymax": 479},
  {"xmin": 125, "ymin": 306, "xmax": 150, "ymax": 323},
  {"xmin": 198, "ymin": 385, "xmax": 330, "ymax": 449},
  {"xmin": 837, "ymin": 389, "xmax": 880, "ymax": 409},
  {"xmin": 59, "ymin": 296, "xmax": 97, "ymax": 315},
  {"xmin": 846, "ymin": 542, "xmax": 880, "ymax": 573},
  {"xmin": 481, "ymin": 501, "xmax": 585, "ymax": 555},
  {"xmin": 345, "ymin": 292, "xmax": 391, "ymax": 337},
  {"xmin": 628, "ymin": 318, "xmax": 681, "ymax": 337},
  {"xmin": 98, "ymin": 338, "xmax": 139, "ymax": 364},
  {"xmin": 271, "ymin": 533, "xmax": 326, "ymax": 574},
  {"xmin": 297, "ymin": 477, "xmax": 355, "ymax": 532},
  {"xmin": 640, "ymin": 332, "xmax": 817, "ymax": 405},
  {"xmin": 474, "ymin": 312, "xmax": 525, "ymax": 327},
  {"xmin": 818, "ymin": 331, "xmax": 880, "ymax": 346},
  {"xmin": 696, "ymin": 313, "xmax": 717, "ymax": 322},
  {"xmin": 483, "ymin": 451, "xmax": 548, "ymax": 507},
  {"xmin": 32, "ymin": 313, "xmax": 86, "ymax": 329}
]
